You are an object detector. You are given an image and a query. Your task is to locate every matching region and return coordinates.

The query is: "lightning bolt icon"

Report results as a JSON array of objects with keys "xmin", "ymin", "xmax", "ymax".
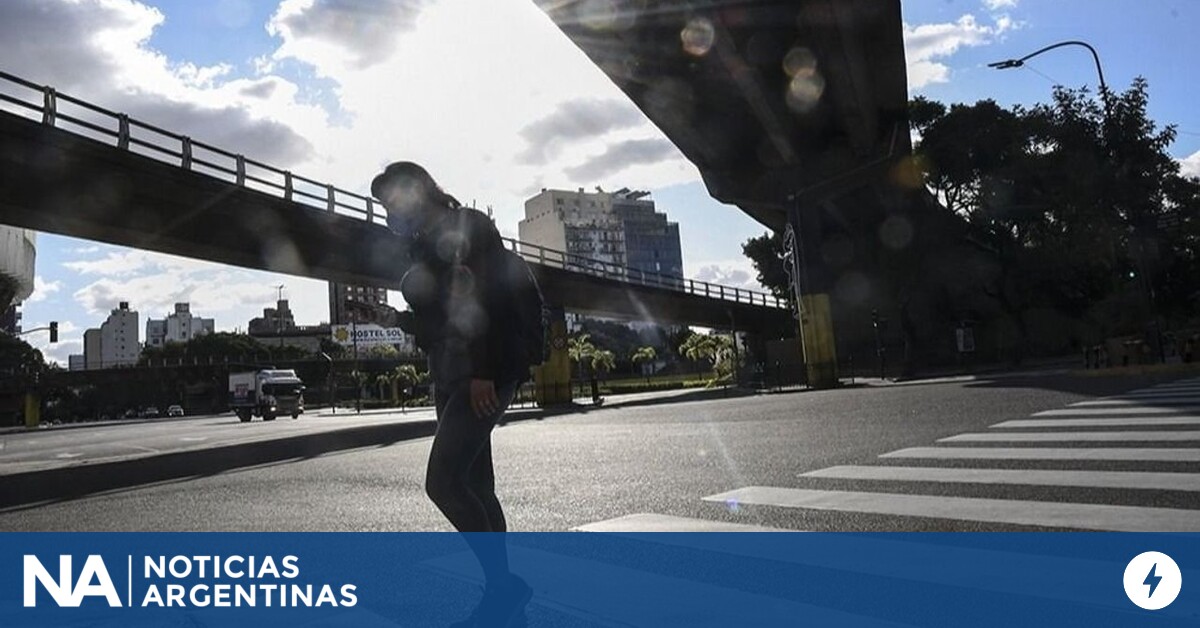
[{"xmin": 1144, "ymin": 563, "xmax": 1163, "ymax": 598}]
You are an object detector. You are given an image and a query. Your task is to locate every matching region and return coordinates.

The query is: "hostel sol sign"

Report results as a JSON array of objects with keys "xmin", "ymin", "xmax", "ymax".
[{"xmin": 330, "ymin": 324, "xmax": 407, "ymax": 347}]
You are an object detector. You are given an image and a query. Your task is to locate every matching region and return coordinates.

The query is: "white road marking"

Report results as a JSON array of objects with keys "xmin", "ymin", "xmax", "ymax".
[
  {"xmin": 800, "ymin": 465, "xmax": 1200, "ymax": 491},
  {"xmin": 939, "ymin": 431, "xmax": 1200, "ymax": 442},
  {"xmin": 1034, "ymin": 407, "xmax": 1200, "ymax": 416},
  {"xmin": 1072, "ymin": 397, "xmax": 1200, "ymax": 406},
  {"xmin": 572, "ymin": 513, "xmax": 790, "ymax": 532},
  {"xmin": 703, "ymin": 486, "xmax": 1200, "ymax": 531},
  {"xmin": 992, "ymin": 417, "xmax": 1200, "ymax": 428},
  {"xmin": 880, "ymin": 447, "xmax": 1200, "ymax": 461}
]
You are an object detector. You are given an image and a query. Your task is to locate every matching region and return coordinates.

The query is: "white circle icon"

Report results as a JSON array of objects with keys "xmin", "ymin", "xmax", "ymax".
[{"xmin": 1124, "ymin": 551, "xmax": 1182, "ymax": 610}]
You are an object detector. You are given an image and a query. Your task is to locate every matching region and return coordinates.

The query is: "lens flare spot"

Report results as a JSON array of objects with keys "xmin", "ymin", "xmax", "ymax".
[
  {"xmin": 681, "ymin": 18, "xmax": 716, "ymax": 57},
  {"xmin": 579, "ymin": 0, "xmax": 620, "ymax": 31},
  {"xmin": 785, "ymin": 72, "xmax": 825, "ymax": 114},
  {"xmin": 782, "ymin": 47, "xmax": 817, "ymax": 77},
  {"xmin": 890, "ymin": 155, "xmax": 928, "ymax": 190}
]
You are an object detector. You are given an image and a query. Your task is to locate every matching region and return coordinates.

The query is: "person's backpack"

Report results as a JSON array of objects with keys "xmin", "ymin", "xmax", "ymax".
[{"xmin": 500, "ymin": 249, "xmax": 550, "ymax": 369}]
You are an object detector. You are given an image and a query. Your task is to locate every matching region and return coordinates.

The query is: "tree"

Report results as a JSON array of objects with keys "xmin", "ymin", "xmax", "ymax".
[
  {"xmin": 630, "ymin": 346, "xmax": 657, "ymax": 381},
  {"xmin": 567, "ymin": 333, "xmax": 596, "ymax": 379},
  {"xmin": 374, "ymin": 373, "xmax": 391, "ymax": 400},
  {"xmin": 677, "ymin": 332, "xmax": 734, "ymax": 384},
  {"xmin": 911, "ymin": 78, "xmax": 1197, "ymax": 356},
  {"xmin": 590, "ymin": 349, "xmax": 616, "ymax": 378},
  {"xmin": 390, "ymin": 364, "xmax": 422, "ymax": 405},
  {"xmin": 741, "ymin": 231, "xmax": 790, "ymax": 300}
]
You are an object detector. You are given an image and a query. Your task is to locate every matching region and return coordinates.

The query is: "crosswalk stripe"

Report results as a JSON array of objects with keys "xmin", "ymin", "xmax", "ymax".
[
  {"xmin": 572, "ymin": 513, "xmax": 790, "ymax": 532},
  {"xmin": 939, "ymin": 431, "xmax": 1200, "ymax": 442},
  {"xmin": 1034, "ymin": 407, "xmax": 1200, "ymax": 416},
  {"xmin": 703, "ymin": 486, "xmax": 1200, "ymax": 531},
  {"xmin": 1100, "ymin": 391, "xmax": 1200, "ymax": 400},
  {"xmin": 801, "ymin": 465, "xmax": 1200, "ymax": 491},
  {"xmin": 880, "ymin": 447, "xmax": 1200, "ymax": 461},
  {"xmin": 1072, "ymin": 397, "xmax": 1200, "ymax": 406},
  {"xmin": 992, "ymin": 416, "xmax": 1200, "ymax": 428}
]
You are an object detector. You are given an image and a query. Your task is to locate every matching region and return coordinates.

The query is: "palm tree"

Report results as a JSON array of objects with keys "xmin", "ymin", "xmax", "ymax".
[
  {"xmin": 591, "ymin": 349, "xmax": 616, "ymax": 378},
  {"xmin": 678, "ymin": 332, "xmax": 734, "ymax": 383},
  {"xmin": 568, "ymin": 333, "xmax": 596, "ymax": 380},
  {"xmin": 374, "ymin": 373, "xmax": 391, "ymax": 401},
  {"xmin": 631, "ymin": 346, "xmax": 657, "ymax": 383},
  {"xmin": 390, "ymin": 364, "xmax": 420, "ymax": 405}
]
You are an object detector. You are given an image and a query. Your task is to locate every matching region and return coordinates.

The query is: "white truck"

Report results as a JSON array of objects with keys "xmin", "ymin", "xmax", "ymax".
[{"xmin": 229, "ymin": 369, "xmax": 305, "ymax": 422}]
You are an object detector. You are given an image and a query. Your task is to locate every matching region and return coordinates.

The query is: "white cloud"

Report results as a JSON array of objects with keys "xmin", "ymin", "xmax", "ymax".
[
  {"xmin": 268, "ymin": 0, "xmax": 431, "ymax": 71},
  {"xmin": 689, "ymin": 260, "xmax": 765, "ymax": 293},
  {"xmin": 517, "ymin": 98, "xmax": 646, "ymax": 165},
  {"xmin": 982, "ymin": 0, "xmax": 1018, "ymax": 9},
  {"xmin": 1181, "ymin": 150, "xmax": 1200, "ymax": 179},
  {"xmin": 904, "ymin": 14, "xmax": 1017, "ymax": 90},
  {"xmin": 27, "ymin": 276, "xmax": 62, "ymax": 303}
]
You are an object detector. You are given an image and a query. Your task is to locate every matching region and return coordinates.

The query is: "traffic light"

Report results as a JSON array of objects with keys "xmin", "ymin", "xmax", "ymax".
[{"xmin": 49, "ymin": 321, "xmax": 58, "ymax": 343}]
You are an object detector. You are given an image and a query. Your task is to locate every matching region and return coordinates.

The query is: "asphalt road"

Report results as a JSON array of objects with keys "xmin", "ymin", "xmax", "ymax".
[{"xmin": 3, "ymin": 369, "xmax": 1200, "ymax": 533}]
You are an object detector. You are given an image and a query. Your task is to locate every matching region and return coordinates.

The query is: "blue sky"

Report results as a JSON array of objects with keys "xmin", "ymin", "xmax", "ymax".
[{"xmin": 4, "ymin": 0, "xmax": 1198, "ymax": 365}]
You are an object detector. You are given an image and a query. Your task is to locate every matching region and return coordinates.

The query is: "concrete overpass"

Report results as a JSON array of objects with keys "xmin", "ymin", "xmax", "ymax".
[
  {"xmin": 0, "ymin": 68, "xmax": 792, "ymax": 406},
  {"xmin": 0, "ymin": 69, "xmax": 788, "ymax": 332},
  {"xmin": 537, "ymin": 0, "xmax": 944, "ymax": 386}
]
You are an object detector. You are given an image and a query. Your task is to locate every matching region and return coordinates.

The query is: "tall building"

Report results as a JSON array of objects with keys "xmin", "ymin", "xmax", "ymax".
[
  {"xmin": 610, "ymin": 188, "xmax": 684, "ymax": 280},
  {"xmin": 0, "ymin": 227, "xmax": 35, "ymax": 334},
  {"xmin": 73, "ymin": 302, "xmax": 139, "ymax": 369},
  {"xmin": 81, "ymin": 329, "xmax": 101, "ymax": 370},
  {"xmin": 329, "ymin": 282, "xmax": 388, "ymax": 325},
  {"xmin": 145, "ymin": 303, "xmax": 215, "ymax": 348},
  {"xmin": 520, "ymin": 188, "xmax": 627, "ymax": 273},
  {"xmin": 518, "ymin": 188, "xmax": 683, "ymax": 280}
]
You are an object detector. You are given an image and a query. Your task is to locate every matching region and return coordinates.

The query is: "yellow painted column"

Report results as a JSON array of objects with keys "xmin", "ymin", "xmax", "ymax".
[
  {"xmin": 799, "ymin": 293, "xmax": 838, "ymax": 389},
  {"xmin": 23, "ymin": 392, "xmax": 40, "ymax": 428},
  {"xmin": 532, "ymin": 307, "xmax": 572, "ymax": 406}
]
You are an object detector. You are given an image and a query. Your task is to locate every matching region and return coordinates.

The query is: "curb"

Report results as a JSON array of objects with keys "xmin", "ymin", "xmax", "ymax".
[{"xmin": 0, "ymin": 419, "xmax": 437, "ymax": 510}]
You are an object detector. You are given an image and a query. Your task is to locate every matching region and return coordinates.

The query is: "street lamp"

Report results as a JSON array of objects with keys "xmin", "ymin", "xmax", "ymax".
[{"xmin": 987, "ymin": 40, "xmax": 1108, "ymax": 95}]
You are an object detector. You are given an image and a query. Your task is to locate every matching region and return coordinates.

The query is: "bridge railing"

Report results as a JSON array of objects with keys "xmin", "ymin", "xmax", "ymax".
[
  {"xmin": 0, "ymin": 69, "xmax": 785, "ymax": 310},
  {"xmin": 503, "ymin": 237, "xmax": 785, "ymax": 308}
]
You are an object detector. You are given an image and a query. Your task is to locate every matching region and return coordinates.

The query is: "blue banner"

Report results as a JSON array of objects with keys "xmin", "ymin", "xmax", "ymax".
[{"xmin": 2, "ymin": 533, "xmax": 1196, "ymax": 627}]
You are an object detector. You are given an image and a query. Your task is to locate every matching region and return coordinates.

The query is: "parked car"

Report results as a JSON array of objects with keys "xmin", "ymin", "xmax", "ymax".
[
  {"xmin": 167, "ymin": 405, "xmax": 185, "ymax": 417},
  {"xmin": 141, "ymin": 406, "xmax": 160, "ymax": 418}
]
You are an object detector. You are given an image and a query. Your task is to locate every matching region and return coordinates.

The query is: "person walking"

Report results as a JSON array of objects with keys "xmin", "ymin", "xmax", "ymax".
[{"xmin": 362, "ymin": 161, "xmax": 533, "ymax": 627}]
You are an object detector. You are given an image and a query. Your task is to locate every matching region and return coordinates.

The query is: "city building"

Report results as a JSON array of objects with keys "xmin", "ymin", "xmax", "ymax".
[
  {"xmin": 0, "ymin": 227, "xmax": 35, "ymax": 334},
  {"xmin": 248, "ymin": 299, "xmax": 297, "ymax": 336},
  {"xmin": 518, "ymin": 187, "xmax": 683, "ymax": 280},
  {"xmin": 329, "ymin": 282, "xmax": 389, "ymax": 325},
  {"xmin": 145, "ymin": 303, "xmax": 215, "ymax": 348},
  {"xmin": 72, "ymin": 302, "xmax": 140, "ymax": 370},
  {"xmin": 610, "ymin": 188, "xmax": 684, "ymax": 280}
]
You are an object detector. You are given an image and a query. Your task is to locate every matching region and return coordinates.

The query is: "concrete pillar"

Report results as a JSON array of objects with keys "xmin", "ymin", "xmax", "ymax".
[
  {"xmin": 23, "ymin": 392, "xmax": 39, "ymax": 428},
  {"xmin": 799, "ymin": 293, "xmax": 838, "ymax": 388},
  {"xmin": 532, "ymin": 306, "xmax": 572, "ymax": 406},
  {"xmin": 789, "ymin": 202, "xmax": 839, "ymax": 389}
]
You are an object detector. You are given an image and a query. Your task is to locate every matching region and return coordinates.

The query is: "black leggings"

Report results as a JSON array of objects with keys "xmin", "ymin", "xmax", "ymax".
[{"xmin": 425, "ymin": 379, "xmax": 517, "ymax": 533}]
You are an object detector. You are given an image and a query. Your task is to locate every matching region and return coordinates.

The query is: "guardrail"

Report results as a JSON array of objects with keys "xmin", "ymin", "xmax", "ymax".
[{"xmin": 0, "ymin": 69, "xmax": 786, "ymax": 310}]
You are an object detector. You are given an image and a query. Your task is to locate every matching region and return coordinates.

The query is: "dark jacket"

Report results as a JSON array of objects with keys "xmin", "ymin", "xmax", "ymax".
[{"xmin": 400, "ymin": 206, "xmax": 525, "ymax": 386}]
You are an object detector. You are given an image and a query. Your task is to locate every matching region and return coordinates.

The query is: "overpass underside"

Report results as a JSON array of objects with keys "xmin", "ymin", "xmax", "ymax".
[
  {"xmin": 0, "ymin": 108, "xmax": 788, "ymax": 332},
  {"xmin": 539, "ymin": 0, "xmax": 975, "ymax": 384}
]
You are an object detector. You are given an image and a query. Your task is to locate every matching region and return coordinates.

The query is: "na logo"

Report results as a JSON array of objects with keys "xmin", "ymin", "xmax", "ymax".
[{"xmin": 23, "ymin": 555, "xmax": 122, "ymax": 608}]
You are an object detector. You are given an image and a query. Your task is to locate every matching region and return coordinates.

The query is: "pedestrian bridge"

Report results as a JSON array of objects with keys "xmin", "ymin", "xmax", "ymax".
[{"xmin": 0, "ymin": 69, "xmax": 790, "ymax": 332}]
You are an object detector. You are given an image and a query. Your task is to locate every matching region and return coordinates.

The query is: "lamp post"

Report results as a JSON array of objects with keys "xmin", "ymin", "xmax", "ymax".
[
  {"xmin": 987, "ymin": 40, "xmax": 1108, "ymax": 95},
  {"xmin": 989, "ymin": 41, "xmax": 1164, "ymax": 362}
]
